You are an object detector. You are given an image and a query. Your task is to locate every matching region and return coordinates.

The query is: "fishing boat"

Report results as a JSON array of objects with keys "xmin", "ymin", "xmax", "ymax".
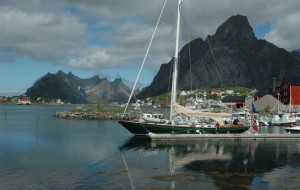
[{"xmin": 118, "ymin": 0, "xmax": 251, "ymax": 136}]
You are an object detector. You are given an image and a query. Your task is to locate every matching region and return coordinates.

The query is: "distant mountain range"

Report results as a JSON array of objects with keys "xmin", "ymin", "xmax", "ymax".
[
  {"xmin": 138, "ymin": 15, "xmax": 300, "ymax": 98},
  {"xmin": 26, "ymin": 15, "xmax": 300, "ymax": 103},
  {"xmin": 25, "ymin": 71, "xmax": 131, "ymax": 104}
]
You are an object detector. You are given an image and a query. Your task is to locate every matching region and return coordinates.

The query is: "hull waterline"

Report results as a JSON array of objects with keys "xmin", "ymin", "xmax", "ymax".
[
  {"xmin": 284, "ymin": 127, "xmax": 300, "ymax": 134},
  {"xmin": 118, "ymin": 120, "xmax": 251, "ymax": 136}
]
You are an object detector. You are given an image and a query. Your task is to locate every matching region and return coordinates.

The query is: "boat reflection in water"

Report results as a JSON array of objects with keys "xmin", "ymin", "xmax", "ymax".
[{"xmin": 119, "ymin": 137, "xmax": 300, "ymax": 189}]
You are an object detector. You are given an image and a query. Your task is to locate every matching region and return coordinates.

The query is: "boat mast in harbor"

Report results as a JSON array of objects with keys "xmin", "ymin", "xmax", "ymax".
[
  {"xmin": 121, "ymin": 0, "xmax": 167, "ymax": 118},
  {"xmin": 170, "ymin": 0, "xmax": 182, "ymax": 122}
]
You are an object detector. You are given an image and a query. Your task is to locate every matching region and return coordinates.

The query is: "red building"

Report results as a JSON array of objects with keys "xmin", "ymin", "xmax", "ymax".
[
  {"xmin": 221, "ymin": 96, "xmax": 246, "ymax": 109},
  {"xmin": 278, "ymin": 77, "xmax": 300, "ymax": 105}
]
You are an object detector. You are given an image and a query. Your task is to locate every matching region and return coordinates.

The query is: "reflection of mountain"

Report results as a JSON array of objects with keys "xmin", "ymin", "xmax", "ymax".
[
  {"xmin": 120, "ymin": 138, "xmax": 300, "ymax": 189},
  {"xmin": 184, "ymin": 141, "xmax": 290, "ymax": 173},
  {"xmin": 171, "ymin": 144, "xmax": 231, "ymax": 170}
]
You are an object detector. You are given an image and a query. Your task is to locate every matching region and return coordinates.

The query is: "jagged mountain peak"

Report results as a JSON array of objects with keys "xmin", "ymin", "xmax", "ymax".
[
  {"xmin": 56, "ymin": 70, "xmax": 66, "ymax": 76},
  {"xmin": 138, "ymin": 15, "xmax": 300, "ymax": 98},
  {"xmin": 25, "ymin": 71, "xmax": 131, "ymax": 104},
  {"xmin": 214, "ymin": 14, "xmax": 256, "ymax": 42},
  {"xmin": 67, "ymin": 71, "xmax": 74, "ymax": 76},
  {"xmin": 112, "ymin": 78, "xmax": 123, "ymax": 84},
  {"xmin": 84, "ymin": 75, "xmax": 101, "ymax": 84}
]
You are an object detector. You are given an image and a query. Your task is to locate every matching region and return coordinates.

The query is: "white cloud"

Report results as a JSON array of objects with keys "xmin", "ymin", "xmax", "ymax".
[
  {"xmin": 1, "ymin": 0, "xmax": 300, "ymax": 76},
  {"xmin": 0, "ymin": 6, "xmax": 86, "ymax": 63},
  {"xmin": 265, "ymin": 12, "xmax": 300, "ymax": 51},
  {"xmin": 67, "ymin": 46, "xmax": 111, "ymax": 69}
]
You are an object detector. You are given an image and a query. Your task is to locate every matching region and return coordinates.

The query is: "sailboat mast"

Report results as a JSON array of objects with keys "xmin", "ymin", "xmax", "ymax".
[
  {"xmin": 170, "ymin": 0, "xmax": 182, "ymax": 121},
  {"xmin": 289, "ymin": 85, "xmax": 292, "ymax": 112}
]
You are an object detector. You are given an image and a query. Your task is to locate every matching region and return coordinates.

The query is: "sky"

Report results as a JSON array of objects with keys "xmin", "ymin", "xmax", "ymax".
[{"xmin": 0, "ymin": 0, "xmax": 300, "ymax": 96}]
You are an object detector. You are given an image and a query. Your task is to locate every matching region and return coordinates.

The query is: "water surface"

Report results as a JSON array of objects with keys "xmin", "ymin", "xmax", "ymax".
[{"xmin": 0, "ymin": 105, "xmax": 300, "ymax": 189}]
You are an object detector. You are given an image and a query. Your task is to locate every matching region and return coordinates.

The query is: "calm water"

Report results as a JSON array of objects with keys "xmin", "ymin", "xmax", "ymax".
[{"xmin": 1, "ymin": 105, "xmax": 300, "ymax": 189}]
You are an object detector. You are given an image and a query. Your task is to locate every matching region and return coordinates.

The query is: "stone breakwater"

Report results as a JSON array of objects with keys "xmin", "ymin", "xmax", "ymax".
[{"xmin": 54, "ymin": 110, "xmax": 140, "ymax": 120}]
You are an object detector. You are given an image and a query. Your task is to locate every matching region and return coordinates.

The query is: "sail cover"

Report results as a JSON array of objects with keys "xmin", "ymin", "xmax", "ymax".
[{"xmin": 172, "ymin": 103, "xmax": 230, "ymax": 122}]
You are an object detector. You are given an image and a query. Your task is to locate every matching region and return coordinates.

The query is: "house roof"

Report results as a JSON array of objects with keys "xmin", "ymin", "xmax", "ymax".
[
  {"xmin": 255, "ymin": 91, "xmax": 278, "ymax": 98},
  {"xmin": 222, "ymin": 96, "xmax": 246, "ymax": 102}
]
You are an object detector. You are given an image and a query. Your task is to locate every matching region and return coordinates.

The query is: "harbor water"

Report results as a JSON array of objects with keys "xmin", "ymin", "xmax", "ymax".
[{"xmin": 0, "ymin": 105, "xmax": 300, "ymax": 189}]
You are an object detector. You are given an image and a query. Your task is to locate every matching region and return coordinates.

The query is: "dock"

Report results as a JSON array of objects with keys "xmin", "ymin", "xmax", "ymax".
[{"xmin": 148, "ymin": 133, "xmax": 300, "ymax": 141}]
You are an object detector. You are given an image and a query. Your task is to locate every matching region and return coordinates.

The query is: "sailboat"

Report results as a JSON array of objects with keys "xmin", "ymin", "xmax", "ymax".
[{"xmin": 118, "ymin": 0, "xmax": 251, "ymax": 136}]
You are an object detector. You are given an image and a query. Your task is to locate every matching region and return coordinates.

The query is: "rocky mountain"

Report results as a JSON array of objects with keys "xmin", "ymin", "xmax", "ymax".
[
  {"xmin": 138, "ymin": 15, "xmax": 300, "ymax": 98},
  {"xmin": 291, "ymin": 49, "xmax": 300, "ymax": 60},
  {"xmin": 25, "ymin": 71, "xmax": 131, "ymax": 104}
]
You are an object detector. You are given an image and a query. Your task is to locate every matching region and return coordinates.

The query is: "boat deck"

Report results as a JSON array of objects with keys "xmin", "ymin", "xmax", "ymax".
[{"xmin": 148, "ymin": 133, "xmax": 300, "ymax": 141}]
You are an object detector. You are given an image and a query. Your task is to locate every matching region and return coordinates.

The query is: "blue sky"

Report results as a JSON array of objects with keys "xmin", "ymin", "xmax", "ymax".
[
  {"xmin": 0, "ymin": 0, "xmax": 300, "ymax": 96},
  {"xmin": 253, "ymin": 23, "xmax": 271, "ymax": 39}
]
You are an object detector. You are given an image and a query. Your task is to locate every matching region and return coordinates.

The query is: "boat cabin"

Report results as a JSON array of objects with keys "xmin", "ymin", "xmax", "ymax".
[
  {"xmin": 231, "ymin": 112, "xmax": 251, "ymax": 119},
  {"xmin": 141, "ymin": 113, "xmax": 165, "ymax": 123},
  {"xmin": 143, "ymin": 113, "xmax": 164, "ymax": 119}
]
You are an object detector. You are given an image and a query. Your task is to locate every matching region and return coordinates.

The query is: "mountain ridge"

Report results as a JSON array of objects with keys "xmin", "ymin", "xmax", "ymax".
[
  {"xmin": 25, "ymin": 15, "xmax": 300, "ymax": 103},
  {"xmin": 25, "ymin": 70, "xmax": 131, "ymax": 104},
  {"xmin": 138, "ymin": 15, "xmax": 300, "ymax": 98}
]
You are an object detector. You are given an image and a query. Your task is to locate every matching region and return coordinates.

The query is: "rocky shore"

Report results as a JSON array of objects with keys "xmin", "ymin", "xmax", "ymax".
[{"xmin": 54, "ymin": 110, "xmax": 141, "ymax": 120}]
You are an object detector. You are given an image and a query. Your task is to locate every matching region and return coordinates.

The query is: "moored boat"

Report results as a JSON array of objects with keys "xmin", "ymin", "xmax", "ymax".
[
  {"xmin": 118, "ymin": 0, "xmax": 252, "ymax": 136},
  {"xmin": 284, "ymin": 126, "xmax": 300, "ymax": 134},
  {"xmin": 119, "ymin": 101, "xmax": 251, "ymax": 136},
  {"xmin": 269, "ymin": 113, "xmax": 296, "ymax": 126},
  {"xmin": 119, "ymin": 120, "xmax": 250, "ymax": 136}
]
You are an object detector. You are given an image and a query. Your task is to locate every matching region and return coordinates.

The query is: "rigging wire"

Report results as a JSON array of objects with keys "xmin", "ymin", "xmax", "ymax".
[
  {"xmin": 207, "ymin": 36, "xmax": 224, "ymax": 88},
  {"xmin": 213, "ymin": 36, "xmax": 234, "ymax": 87},
  {"xmin": 195, "ymin": 9, "xmax": 227, "ymax": 90},
  {"xmin": 180, "ymin": 0, "xmax": 199, "ymax": 91},
  {"xmin": 122, "ymin": 0, "xmax": 168, "ymax": 118},
  {"xmin": 185, "ymin": 0, "xmax": 193, "ymax": 91}
]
